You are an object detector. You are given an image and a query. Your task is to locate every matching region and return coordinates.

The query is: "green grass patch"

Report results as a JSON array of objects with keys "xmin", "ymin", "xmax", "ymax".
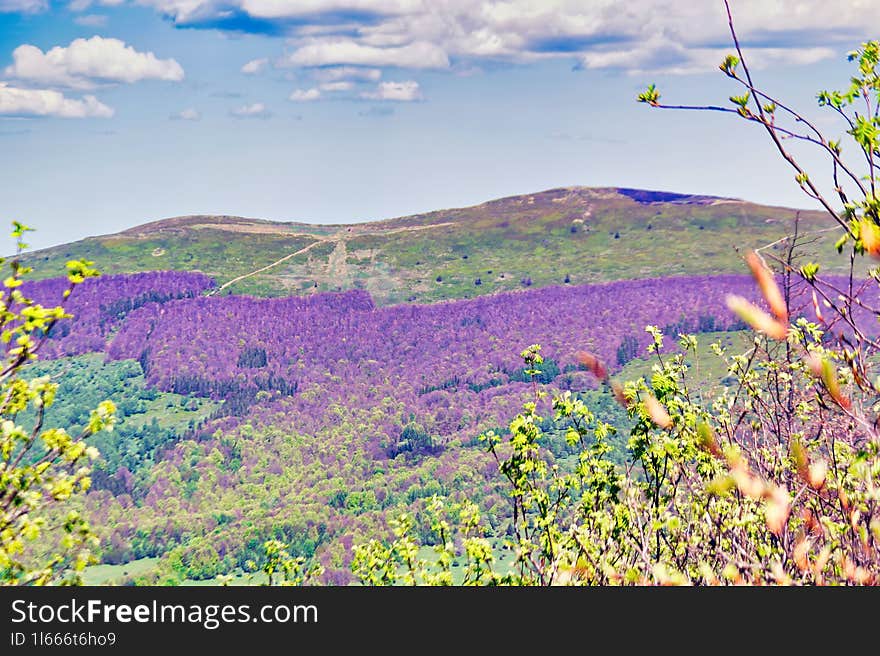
[
  {"xmin": 22, "ymin": 354, "xmax": 220, "ymax": 479},
  {"xmin": 81, "ymin": 558, "xmax": 161, "ymax": 585}
]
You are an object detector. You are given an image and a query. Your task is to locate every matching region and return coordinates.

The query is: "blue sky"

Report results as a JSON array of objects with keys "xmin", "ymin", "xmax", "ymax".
[{"xmin": 1, "ymin": 1, "xmax": 877, "ymax": 251}]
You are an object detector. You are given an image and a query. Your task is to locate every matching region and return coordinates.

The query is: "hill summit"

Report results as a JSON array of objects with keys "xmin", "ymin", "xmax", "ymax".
[{"xmin": 22, "ymin": 186, "xmax": 836, "ymax": 305}]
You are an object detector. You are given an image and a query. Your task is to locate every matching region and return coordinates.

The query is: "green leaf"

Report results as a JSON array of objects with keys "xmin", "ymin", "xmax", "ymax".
[
  {"xmin": 719, "ymin": 54, "xmax": 740, "ymax": 76},
  {"xmin": 637, "ymin": 84, "xmax": 660, "ymax": 105},
  {"xmin": 850, "ymin": 114, "xmax": 879, "ymax": 153},
  {"xmin": 729, "ymin": 91, "xmax": 750, "ymax": 108},
  {"xmin": 11, "ymin": 221, "xmax": 32, "ymax": 239},
  {"xmin": 799, "ymin": 262, "xmax": 820, "ymax": 281}
]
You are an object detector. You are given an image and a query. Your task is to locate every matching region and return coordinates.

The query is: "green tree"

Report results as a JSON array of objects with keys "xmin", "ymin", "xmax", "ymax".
[
  {"xmin": 245, "ymin": 539, "xmax": 323, "ymax": 586},
  {"xmin": 0, "ymin": 223, "xmax": 116, "ymax": 585}
]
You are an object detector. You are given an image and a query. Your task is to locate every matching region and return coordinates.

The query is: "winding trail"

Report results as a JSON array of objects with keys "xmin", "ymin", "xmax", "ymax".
[
  {"xmin": 208, "ymin": 239, "xmax": 330, "ymax": 295},
  {"xmin": 367, "ymin": 222, "xmax": 455, "ymax": 236},
  {"xmin": 207, "ymin": 221, "xmax": 456, "ymax": 296}
]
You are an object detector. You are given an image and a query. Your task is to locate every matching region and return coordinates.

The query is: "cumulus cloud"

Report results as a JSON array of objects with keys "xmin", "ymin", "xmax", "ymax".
[
  {"xmin": 3, "ymin": 0, "xmax": 858, "ymax": 81},
  {"xmin": 4, "ymin": 36, "xmax": 184, "ymax": 89},
  {"xmin": 133, "ymin": 0, "xmax": 877, "ymax": 76},
  {"xmin": 360, "ymin": 80, "xmax": 420, "ymax": 101},
  {"xmin": 170, "ymin": 107, "xmax": 201, "ymax": 120},
  {"xmin": 281, "ymin": 40, "xmax": 449, "ymax": 69},
  {"xmin": 288, "ymin": 66, "xmax": 383, "ymax": 100},
  {"xmin": 241, "ymin": 57, "xmax": 268, "ymax": 74},
  {"xmin": 230, "ymin": 102, "xmax": 271, "ymax": 118},
  {"xmin": 0, "ymin": 82, "xmax": 114, "ymax": 117},
  {"xmin": 74, "ymin": 14, "xmax": 108, "ymax": 27},
  {"xmin": 289, "ymin": 88, "xmax": 321, "ymax": 102}
]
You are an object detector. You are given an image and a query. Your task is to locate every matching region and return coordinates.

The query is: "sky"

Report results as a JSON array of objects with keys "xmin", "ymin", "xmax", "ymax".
[{"xmin": 1, "ymin": 1, "xmax": 879, "ymax": 252}]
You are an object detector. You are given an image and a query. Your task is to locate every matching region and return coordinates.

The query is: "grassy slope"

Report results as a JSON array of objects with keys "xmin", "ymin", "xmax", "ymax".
[
  {"xmin": 21, "ymin": 187, "xmax": 857, "ymax": 305},
  {"xmin": 22, "ymin": 353, "xmax": 220, "ymax": 432},
  {"xmin": 82, "ymin": 544, "xmax": 517, "ymax": 585},
  {"xmin": 21, "ymin": 354, "xmax": 221, "ymax": 480},
  {"xmin": 82, "ymin": 558, "xmax": 264, "ymax": 586}
]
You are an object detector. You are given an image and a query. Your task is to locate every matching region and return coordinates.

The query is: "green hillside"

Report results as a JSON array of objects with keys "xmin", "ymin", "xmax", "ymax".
[{"xmin": 20, "ymin": 187, "xmax": 854, "ymax": 305}]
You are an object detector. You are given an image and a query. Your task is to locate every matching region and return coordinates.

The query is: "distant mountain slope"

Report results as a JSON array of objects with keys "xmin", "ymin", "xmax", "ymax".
[{"xmin": 21, "ymin": 187, "xmax": 851, "ymax": 305}]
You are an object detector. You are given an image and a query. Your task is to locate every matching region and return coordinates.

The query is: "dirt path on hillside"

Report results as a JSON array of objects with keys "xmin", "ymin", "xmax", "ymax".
[
  {"xmin": 208, "ymin": 221, "xmax": 454, "ymax": 295},
  {"xmin": 327, "ymin": 240, "xmax": 349, "ymax": 280},
  {"xmin": 363, "ymin": 222, "xmax": 455, "ymax": 235},
  {"xmin": 208, "ymin": 239, "xmax": 330, "ymax": 295}
]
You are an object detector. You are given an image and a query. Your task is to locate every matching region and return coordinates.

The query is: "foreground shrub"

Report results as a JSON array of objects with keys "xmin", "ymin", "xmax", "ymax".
[
  {"xmin": 0, "ymin": 223, "xmax": 116, "ymax": 585},
  {"xmin": 352, "ymin": 2, "xmax": 880, "ymax": 585}
]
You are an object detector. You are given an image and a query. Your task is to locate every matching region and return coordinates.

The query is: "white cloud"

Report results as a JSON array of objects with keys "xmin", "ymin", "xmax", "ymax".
[
  {"xmin": 0, "ymin": 82, "xmax": 113, "ymax": 118},
  {"xmin": 74, "ymin": 14, "xmax": 108, "ymax": 27},
  {"xmin": 69, "ymin": 0, "xmax": 124, "ymax": 10},
  {"xmin": 319, "ymin": 81, "xmax": 353, "ymax": 92},
  {"xmin": 230, "ymin": 102, "xmax": 271, "ymax": 118},
  {"xmin": 3, "ymin": 1, "xmax": 858, "ymax": 82},
  {"xmin": 312, "ymin": 66, "xmax": 382, "ymax": 82},
  {"xmin": 579, "ymin": 35, "xmax": 836, "ymax": 76},
  {"xmin": 0, "ymin": 0, "xmax": 46, "ymax": 12},
  {"xmin": 134, "ymin": 0, "xmax": 880, "ymax": 76},
  {"xmin": 143, "ymin": 0, "xmax": 419, "ymax": 22},
  {"xmin": 4, "ymin": 36, "xmax": 185, "ymax": 89},
  {"xmin": 749, "ymin": 47, "xmax": 837, "ymax": 69},
  {"xmin": 282, "ymin": 40, "xmax": 449, "ymax": 69},
  {"xmin": 170, "ymin": 107, "xmax": 201, "ymax": 120},
  {"xmin": 241, "ymin": 57, "xmax": 268, "ymax": 75},
  {"xmin": 289, "ymin": 88, "xmax": 321, "ymax": 102},
  {"xmin": 239, "ymin": 0, "xmax": 419, "ymax": 20},
  {"xmin": 137, "ymin": 0, "xmax": 227, "ymax": 22},
  {"xmin": 361, "ymin": 80, "xmax": 420, "ymax": 101}
]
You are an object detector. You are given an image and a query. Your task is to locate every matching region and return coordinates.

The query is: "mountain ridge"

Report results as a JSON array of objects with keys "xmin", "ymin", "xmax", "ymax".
[
  {"xmin": 94, "ymin": 186, "xmax": 747, "ymax": 238},
  {"xmin": 21, "ymin": 186, "xmax": 845, "ymax": 305}
]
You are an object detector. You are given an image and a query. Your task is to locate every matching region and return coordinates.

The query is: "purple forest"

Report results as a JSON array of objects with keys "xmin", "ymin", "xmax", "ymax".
[{"xmin": 21, "ymin": 270, "xmax": 875, "ymax": 582}]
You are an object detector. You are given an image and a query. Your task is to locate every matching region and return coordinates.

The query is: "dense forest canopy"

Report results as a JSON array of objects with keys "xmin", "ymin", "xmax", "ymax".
[{"xmin": 4, "ymin": 0, "xmax": 880, "ymax": 586}]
